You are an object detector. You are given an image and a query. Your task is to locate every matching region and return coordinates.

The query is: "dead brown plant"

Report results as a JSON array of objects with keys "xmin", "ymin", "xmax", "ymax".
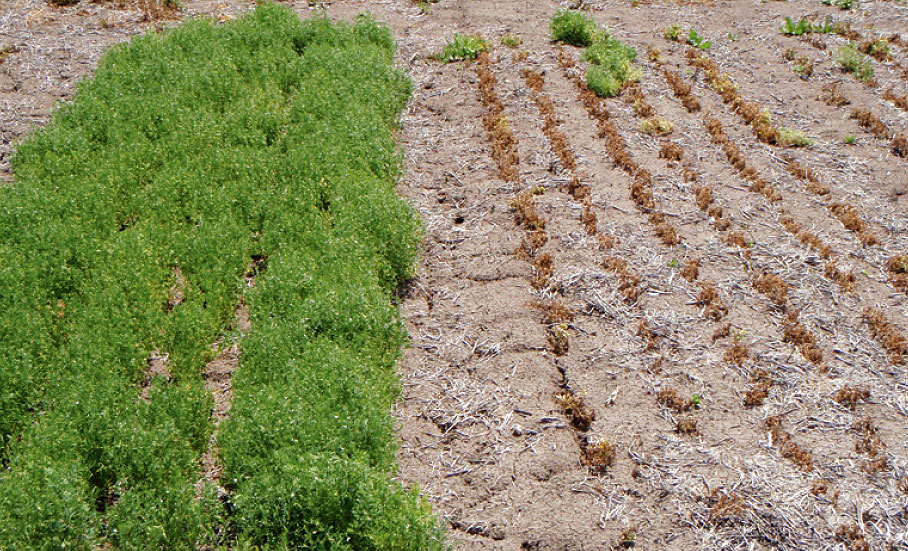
[
  {"xmin": 681, "ymin": 258, "xmax": 700, "ymax": 282},
  {"xmin": 555, "ymin": 390, "xmax": 596, "ymax": 431},
  {"xmin": 581, "ymin": 438, "xmax": 616, "ymax": 473},
  {"xmin": 863, "ymin": 307, "xmax": 907, "ymax": 364},
  {"xmin": 657, "ymin": 388, "xmax": 694, "ymax": 412},
  {"xmin": 765, "ymin": 415, "xmax": 814, "ymax": 471},
  {"xmin": 835, "ymin": 385, "xmax": 869, "ymax": 410},
  {"xmin": 724, "ymin": 342, "xmax": 749, "ymax": 366}
]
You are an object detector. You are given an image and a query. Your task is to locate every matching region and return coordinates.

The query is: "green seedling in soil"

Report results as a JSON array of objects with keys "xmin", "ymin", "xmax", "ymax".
[
  {"xmin": 417, "ymin": 2, "xmax": 431, "ymax": 14},
  {"xmin": 664, "ymin": 23, "xmax": 682, "ymax": 41},
  {"xmin": 437, "ymin": 33, "xmax": 488, "ymax": 62},
  {"xmin": 837, "ymin": 44, "xmax": 874, "ymax": 83},
  {"xmin": 551, "ymin": 9, "xmax": 606, "ymax": 47},
  {"xmin": 728, "ymin": 33, "xmax": 739, "ymax": 41},
  {"xmin": 691, "ymin": 394, "xmax": 702, "ymax": 407},
  {"xmin": 501, "ymin": 32, "xmax": 522, "ymax": 48},
  {"xmin": 845, "ymin": 134, "xmax": 857, "ymax": 144},
  {"xmin": 781, "ymin": 16, "xmax": 813, "ymax": 36},
  {"xmin": 668, "ymin": 259, "xmax": 679, "ymax": 268},
  {"xmin": 687, "ymin": 28, "xmax": 712, "ymax": 50},
  {"xmin": 778, "ymin": 127, "xmax": 815, "ymax": 147},
  {"xmin": 814, "ymin": 16, "xmax": 836, "ymax": 33},
  {"xmin": 824, "ymin": 0, "xmax": 854, "ymax": 9}
]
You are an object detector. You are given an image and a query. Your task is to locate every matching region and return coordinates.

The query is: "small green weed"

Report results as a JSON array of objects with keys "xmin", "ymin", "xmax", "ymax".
[
  {"xmin": 781, "ymin": 15, "xmax": 835, "ymax": 35},
  {"xmin": 837, "ymin": 44, "xmax": 874, "ymax": 83},
  {"xmin": 781, "ymin": 16, "xmax": 812, "ymax": 36},
  {"xmin": 687, "ymin": 28, "xmax": 711, "ymax": 49},
  {"xmin": 778, "ymin": 127, "xmax": 815, "ymax": 147},
  {"xmin": 814, "ymin": 16, "xmax": 836, "ymax": 33},
  {"xmin": 664, "ymin": 23, "xmax": 682, "ymax": 41},
  {"xmin": 501, "ymin": 32, "xmax": 522, "ymax": 48},
  {"xmin": 824, "ymin": 0, "xmax": 854, "ymax": 9},
  {"xmin": 437, "ymin": 33, "xmax": 487, "ymax": 62},
  {"xmin": 551, "ymin": 9, "xmax": 605, "ymax": 47},
  {"xmin": 845, "ymin": 134, "xmax": 857, "ymax": 144}
]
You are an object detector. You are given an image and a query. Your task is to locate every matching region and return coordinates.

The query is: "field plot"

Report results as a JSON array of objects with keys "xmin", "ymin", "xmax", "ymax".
[{"xmin": 2, "ymin": 0, "xmax": 908, "ymax": 549}]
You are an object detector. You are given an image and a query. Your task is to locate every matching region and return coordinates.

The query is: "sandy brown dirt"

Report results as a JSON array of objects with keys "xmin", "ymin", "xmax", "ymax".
[{"xmin": 4, "ymin": 0, "xmax": 908, "ymax": 549}]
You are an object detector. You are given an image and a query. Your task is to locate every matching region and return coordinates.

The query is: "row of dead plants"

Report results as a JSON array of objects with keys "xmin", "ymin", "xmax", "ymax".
[
  {"xmin": 557, "ymin": 47, "xmax": 682, "ymax": 248},
  {"xmin": 475, "ymin": 52, "xmax": 616, "ymax": 476}
]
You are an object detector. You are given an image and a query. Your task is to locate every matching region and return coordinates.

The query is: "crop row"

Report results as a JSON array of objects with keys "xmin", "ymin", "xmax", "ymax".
[
  {"xmin": 663, "ymin": 46, "xmax": 908, "ymax": 393},
  {"xmin": 553, "ymin": 33, "xmax": 738, "ymax": 445},
  {"xmin": 681, "ymin": 44, "xmax": 908, "ymax": 302},
  {"xmin": 0, "ymin": 7, "xmax": 442, "ymax": 550},
  {"xmin": 791, "ymin": 26, "xmax": 908, "ymax": 158},
  {"xmin": 475, "ymin": 52, "xmax": 612, "ymax": 475},
  {"xmin": 556, "ymin": 48, "xmax": 682, "ymax": 248}
]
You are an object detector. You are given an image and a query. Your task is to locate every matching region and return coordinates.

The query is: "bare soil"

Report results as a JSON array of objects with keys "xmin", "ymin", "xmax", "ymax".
[{"xmin": 4, "ymin": 0, "xmax": 908, "ymax": 549}]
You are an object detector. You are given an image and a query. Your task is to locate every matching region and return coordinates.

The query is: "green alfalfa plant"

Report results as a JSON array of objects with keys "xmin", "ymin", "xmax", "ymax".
[
  {"xmin": 581, "ymin": 35, "xmax": 639, "ymax": 98},
  {"xmin": 550, "ymin": 9, "xmax": 606, "ymax": 47}
]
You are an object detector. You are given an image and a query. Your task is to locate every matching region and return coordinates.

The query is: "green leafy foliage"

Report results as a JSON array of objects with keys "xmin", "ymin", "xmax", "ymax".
[
  {"xmin": 837, "ymin": 44, "xmax": 875, "ymax": 82},
  {"xmin": 781, "ymin": 16, "xmax": 813, "ymax": 36},
  {"xmin": 501, "ymin": 32, "xmax": 522, "ymax": 48},
  {"xmin": 687, "ymin": 28, "xmax": 711, "ymax": 49},
  {"xmin": 583, "ymin": 39, "xmax": 638, "ymax": 97},
  {"xmin": 778, "ymin": 127, "xmax": 815, "ymax": 147},
  {"xmin": 437, "ymin": 33, "xmax": 487, "ymax": 62},
  {"xmin": 780, "ymin": 15, "xmax": 835, "ymax": 35},
  {"xmin": 550, "ymin": 9, "xmax": 605, "ymax": 47},
  {"xmin": 0, "ymin": 5, "xmax": 441, "ymax": 550},
  {"xmin": 664, "ymin": 23, "xmax": 682, "ymax": 41},
  {"xmin": 550, "ymin": 10, "xmax": 637, "ymax": 98}
]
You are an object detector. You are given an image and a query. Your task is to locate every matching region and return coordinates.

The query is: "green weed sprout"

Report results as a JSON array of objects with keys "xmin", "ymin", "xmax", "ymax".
[
  {"xmin": 664, "ymin": 23, "xmax": 682, "ymax": 41},
  {"xmin": 437, "ymin": 34, "xmax": 488, "ymax": 62},
  {"xmin": 687, "ymin": 28, "xmax": 711, "ymax": 49},
  {"xmin": 778, "ymin": 127, "xmax": 815, "ymax": 147},
  {"xmin": 501, "ymin": 32, "xmax": 522, "ymax": 48},
  {"xmin": 837, "ymin": 44, "xmax": 874, "ymax": 83}
]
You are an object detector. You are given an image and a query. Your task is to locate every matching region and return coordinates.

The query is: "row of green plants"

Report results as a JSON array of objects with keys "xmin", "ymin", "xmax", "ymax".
[
  {"xmin": 550, "ymin": 9, "xmax": 639, "ymax": 97},
  {"xmin": 0, "ymin": 4, "xmax": 442, "ymax": 549}
]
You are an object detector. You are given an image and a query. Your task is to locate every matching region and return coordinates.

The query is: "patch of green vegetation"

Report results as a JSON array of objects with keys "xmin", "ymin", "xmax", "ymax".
[
  {"xmin": 437, "ymin": 33, "xmax": 487, "ymax": 62},
  {"xmin": 501, "ymin": 31, "xmax": 522, "ymax": 48},
  {"xmin": 550, "ymin": 9, "xmax": 605, "ymax": 47},
  {"xmin": 781, "ymin": 16, "xmax": 812, "ymax": 36},
  {"xmin": 824, "ymin": 0, "xmax": 855, "ymax": 9},
  {"xmin": 781, "ymin": 15, "xmax": 836, "ymax": 35},
  {"xmin": 551, "ymin": 11, "xmax": 638, "ymax": 98},
  {"xmin": 845, "ymin": 134, "xmax": 857, "ymax": 144},
  {"xmin": 584, "ymin": 37, "xmax": 639, "ymax": 97},
  {"xmin": 778, "ymin": 127, "xmax": 815, "ymax": 147},
  {"xmin": 687, "ymin": 28, "xmax": 711, "ymax": 49},
  {"xmin": 837, "ymin": 44, "xmax": 875, "ymax": 82},
  {"xmin": 0, "ymin": 5, "xmax": 443, "ymax": 550},
  {"xmin": 663, "ymin": 23, "xmax": 682, "ymax": 41}
]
